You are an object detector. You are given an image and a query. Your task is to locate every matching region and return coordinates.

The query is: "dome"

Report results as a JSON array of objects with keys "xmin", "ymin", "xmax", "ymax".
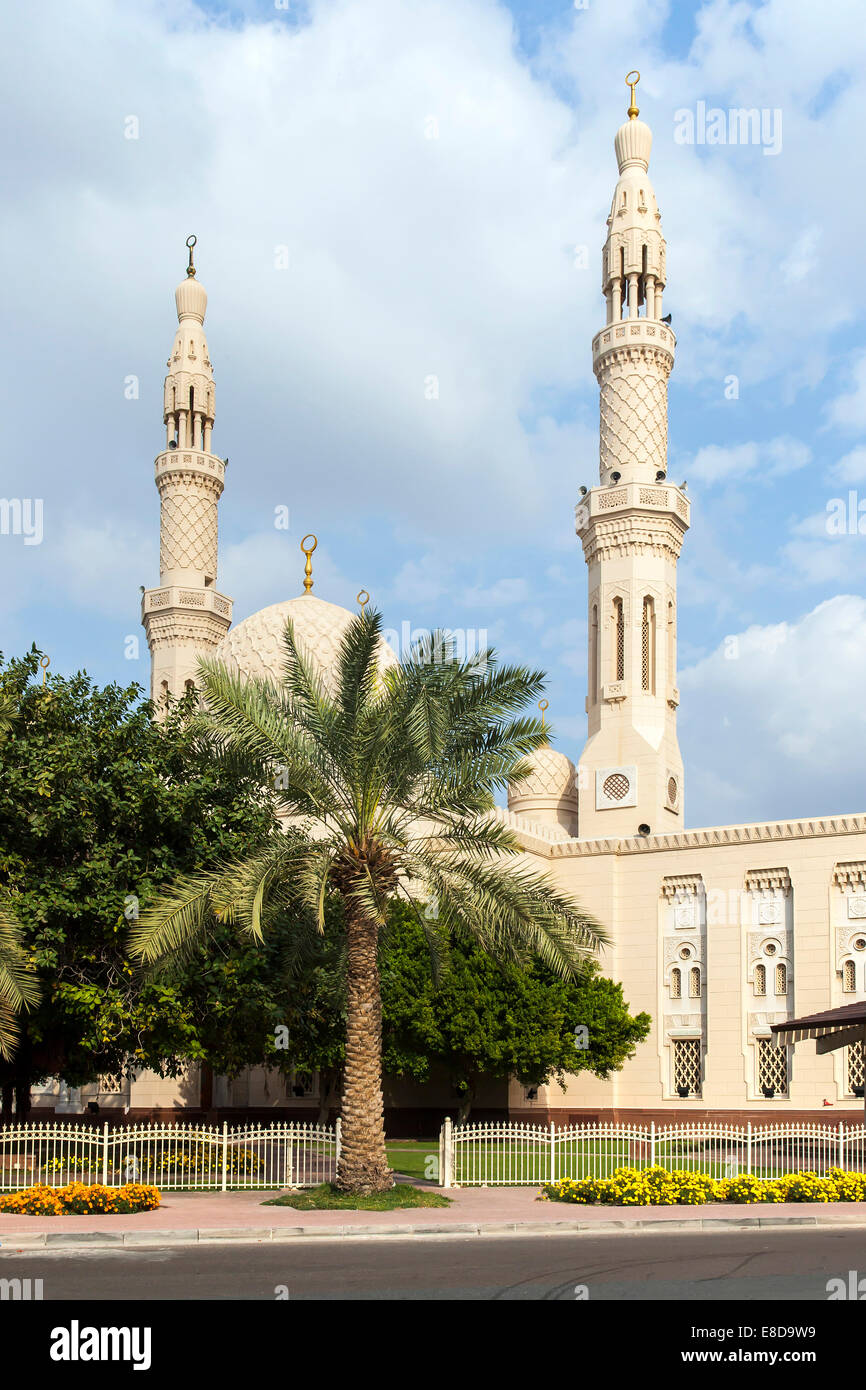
[
  {"xmin": 214, "ymin": 593, "xmax": 398, "ymax": 693},
  {"xmin": 507, "ymin": 743, "xmax": 579, "ymax": 837},
  {"xmin": 175, "ymin": 274, "xmax": 207, "ymax": 324},
  {"xmin": 615, "ymin": 116, "xmax": 652, "ymax": 173}
]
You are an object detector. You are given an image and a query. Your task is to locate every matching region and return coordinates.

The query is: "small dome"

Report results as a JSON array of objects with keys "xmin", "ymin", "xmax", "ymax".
[
  {"xmin": 215, "ymin": 594, "xmax": 398, "ymax": 693},
  {"xmin": 615, "ymin": 117, "xmax": 652, "ymax": 173},
  {"xmin": 507, "ymin": 743, "xmax": 579, "ymax": 837},
  {"xmin": 175, "ymin": 274, "xmax": 207, "ymax": 324}
]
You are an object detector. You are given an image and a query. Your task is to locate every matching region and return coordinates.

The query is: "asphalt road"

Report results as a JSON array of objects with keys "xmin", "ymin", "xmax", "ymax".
[{"xmin": 2, "ymin": 1227, "xmax": 866, "ymax": 1300}]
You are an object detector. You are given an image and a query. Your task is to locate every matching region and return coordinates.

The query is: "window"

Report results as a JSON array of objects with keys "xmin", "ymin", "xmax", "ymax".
[
  {"xmin": 286, "ymin": 1069, "xmax": 316, "ymax": 1099},
  {"xmin": 590, "ymin": 605, "xmax": 599, "ymax": 704},
  {"xmin": 844, "ymin": 959, "xmax": 856, "ymax": 993},
  {"xmin": 672, "ymin": 1039, "xmax": 702, "ymax": 1097},
  {"xmin": 613, "ymin": 598, "xmax": 624, "ymax": 681},
  {"xmin": 775, "ymin": 962, "xmax": 787, "ymax": 995},
  {"xmin": 689, "ymin": 966, "xmax": 701, "ymax": 998},
  {"xmin": 848, "ymin": 1040, "xmax": 865, "ymax": 1096},
  {"xmin": 757, "ymin": 1039, "xmax": 788, "ymax": 1096},
  {"xmin": 754, "ymin": 963, "xmax": 766, "ymax": 996},
  {"xmin": 667, "ymin": 600, "xmax": 675, "ymax": 685},
  {"xmin": 641, "ymin": 597, "xmax": 655, "ymax": 693},
  {"xmin": 670, "ymin": 967, "xmax": 681, "ymax": 999}
]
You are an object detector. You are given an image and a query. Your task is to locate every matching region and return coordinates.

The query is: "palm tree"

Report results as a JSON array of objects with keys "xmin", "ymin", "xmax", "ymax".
[
  {"xmin": 129, "ymin": 611, "xmax": 607, "ymax": 1193},
  {"xmin": 0, "ymin": 902, "xmax": 40, "ymax": 1062}
]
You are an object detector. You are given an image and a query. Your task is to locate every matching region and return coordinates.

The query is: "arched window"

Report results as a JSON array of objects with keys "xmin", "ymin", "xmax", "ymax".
[
  {"xmin": 590, "ymin": 605, "xmax": 599, "ymax": 704},
  {"xmin": 844, "ymin": 959, "xmax": 856, "ymax": 993},
  {"xmin": 754, "ymin": 963, "xmax": 766, "ymax": 997},
  {"xmin": 670, "ymin": 967, "xmax": 681, "ymax": 1000},
  {"xmin": 689, "ymin": 966, "xmax": 701, "ymax": 998},
  {"xmin": 667, "ymin": 600, "xmax": 675, "ymax": 685},
  {"xmin": 775, "ymin": 963, "xmax": 787, "ymax": 995},
  {"xmin": 641, "ymin": 597, "xmax": 655, "ymax": 693},
  {"xmin": 613, "ymin": 598, "xmax": 624, "ymax": 682}
]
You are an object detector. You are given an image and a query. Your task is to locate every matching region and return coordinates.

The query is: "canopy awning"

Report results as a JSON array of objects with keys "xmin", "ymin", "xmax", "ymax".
[{"xmin": 771, "ymin": 1001, "xmax": 866, "ymax": 1048}]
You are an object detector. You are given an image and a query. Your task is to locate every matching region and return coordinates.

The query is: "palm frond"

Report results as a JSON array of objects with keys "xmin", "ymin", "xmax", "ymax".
[{"xmin": 0, "ymin": 899, "xmax": 40, "ymax": 1061}]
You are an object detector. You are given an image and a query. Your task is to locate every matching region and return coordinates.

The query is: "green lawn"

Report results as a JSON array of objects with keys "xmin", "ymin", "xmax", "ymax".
[
  {"xmin": 384, "ymin": 1138, "xmax": 812, "ymax": 1186},
  {"xmin": 386, "ymin": 1141, "xmax": 439, "ymax": 1181},
  {"xmin": 263, "ymin": 1183, "xmax": 450, "ymax": 1211}
]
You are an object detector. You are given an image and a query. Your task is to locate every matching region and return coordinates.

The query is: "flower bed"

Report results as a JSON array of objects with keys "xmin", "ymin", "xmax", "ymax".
[
  {"xmin": 39, "ymin": 1146, "xmax": 263, "ymax": 1179},
  {"xmin": 0, "ymin": 1182, "xmax": 160, "ymax": 1216},
  {"xmin": 539, "ymin": 1166, "xmax": 866, "ymax": 1206}
]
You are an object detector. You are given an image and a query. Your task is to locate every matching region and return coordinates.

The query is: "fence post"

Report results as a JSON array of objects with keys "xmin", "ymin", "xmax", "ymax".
[
  {"xmin": 442, "ymin": 1115, "xmax": 453, "ymax": 1189},
  {"xmin": 550, "ymin": 1120, "xmax": 556, "ymax": 1184},
  {"xmin": 221, "ymin": 1121, "xmax": 228, "ymax": 1192},
  {"xmin": 102, "ymin": 1123, "xmax": 109, "ymax": 1186},
  {"xmin": 650, "ymin": 1120, "xmax": 656, "ymax": 1168},
  {"xmin": 747, "ymin": 1121, "xmax": 752, "ymax": 1176},
  {"xmin": 335, "ymin": 1116, "xmax": 342, "ymax": 1179},
  {"xmin": 838, "ymin": 1120, "xmax": 844, "ymax": 1170}
]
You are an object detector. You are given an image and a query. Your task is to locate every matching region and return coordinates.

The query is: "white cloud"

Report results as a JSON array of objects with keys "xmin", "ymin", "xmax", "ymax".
[
  {"xmin": 688, "ymin": 436, "xmax": 810, "ymax": 486},
  {"xmin": 679, "ymin": 595, "xmax": 866, "ymax": 825},
  {"xmin": 826, "ymin": 353, "xmax": 866, "ymax": 432},
  {"xmin": 462, "ymin": 577, "xmax": 529, "ymax": 607},
  {"xmin": 829, "ymin": 445, "xmax": 866, "ymax": 483}
]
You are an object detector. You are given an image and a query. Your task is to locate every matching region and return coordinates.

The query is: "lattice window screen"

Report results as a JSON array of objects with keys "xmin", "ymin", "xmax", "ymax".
[
  {"xmin": 754, "ymin": 963, "xmax": 766, "ymax": 996},
  {"xmin": 775, "ymin": 963, "xmax": 787, "ymax": 995},
  {"xmin": 641, "ymin": 599, "xmax": 651, "ymax": 691},
  {"xmin": 689, "ymin": 966, "xmax": 701, "ymax": 998},
  {"xmin": 670, "ymin": 967, "xmax": 681, "ymax": 999},
  {"xmin": 614, "ymin": 598, "xmax": 624, "ymax": 681},
  {"xmin": 844, "ymin": 960, "xmax": 856, "ymax": 992},
  {"xmin": 758, "ymin": 1039, "xmax": 788, "ymax": 1095},
  {"xmin": 672, "ymin": 1039, "xmax": 702, "ymax": 1095},
  {"xmin": 848, "ymin": 1040, "xmax": 865, "ymax": 1095}
]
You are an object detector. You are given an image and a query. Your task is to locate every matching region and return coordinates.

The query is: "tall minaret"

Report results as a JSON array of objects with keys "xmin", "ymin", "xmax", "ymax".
[
  {"xmin": 575, "ymin": 74, "xmax": 690, "ymax": 839},
  {"xmin": 141, "ymin": 237, "xmax": 233, "ymax": 705}
]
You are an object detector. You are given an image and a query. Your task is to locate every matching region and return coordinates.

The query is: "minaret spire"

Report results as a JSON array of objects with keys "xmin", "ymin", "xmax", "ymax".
[
  {"xmin": 574, "ymin": 79, "xmax": 690, "ymax": 839},
  {"xmin": 141, "ymin": 238, "xmax": 233, "ymax": 707}
]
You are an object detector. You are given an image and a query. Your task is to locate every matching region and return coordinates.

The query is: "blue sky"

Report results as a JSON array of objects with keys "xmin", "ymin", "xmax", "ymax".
[{"xmin": 2, "ymin": 0, "xmax": 866, "ymax": 828}]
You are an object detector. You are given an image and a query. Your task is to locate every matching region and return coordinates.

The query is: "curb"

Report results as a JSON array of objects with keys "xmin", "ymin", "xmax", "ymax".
[{"xmin": 2, "ymin": 1213, "xmax": 866, "ymax": 1248}]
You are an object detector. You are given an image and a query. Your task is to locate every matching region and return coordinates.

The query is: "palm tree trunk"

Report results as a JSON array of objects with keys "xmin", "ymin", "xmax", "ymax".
[{"xmin": 335, "ymin": 910, "xmax": 392, "ymax": 1193}]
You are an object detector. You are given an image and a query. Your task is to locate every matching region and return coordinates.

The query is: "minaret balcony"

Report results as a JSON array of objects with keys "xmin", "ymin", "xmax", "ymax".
[
  {"xmin": 592, "ymin": 317, "xmax": 676, "ymax": 369},
  {"xmin": 575, "ymin": 480, "xmax": 690, "ymax": 534},
  {"xmin": 154, "ymin": 449, "xmax": 226, "ymax": 489},
  {"xmin": 141, "ymin": 585, "xmax": 233, "ymax": 626}
]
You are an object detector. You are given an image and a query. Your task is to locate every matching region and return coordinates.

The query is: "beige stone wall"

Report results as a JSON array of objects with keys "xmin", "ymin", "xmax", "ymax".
[{"xmin": 506, "ymin": 815, "xmax": 866, "ymax": 1115}]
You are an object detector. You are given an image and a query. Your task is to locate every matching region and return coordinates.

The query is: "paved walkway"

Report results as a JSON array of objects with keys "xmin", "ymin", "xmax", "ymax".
[{"xmin": 2, "ymin": 1187, "xmax": 866, "ymax": 1246}]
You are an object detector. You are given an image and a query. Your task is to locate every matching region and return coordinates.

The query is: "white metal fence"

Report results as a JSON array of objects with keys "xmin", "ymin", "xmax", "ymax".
[
  {"xmin": 0, "ymin": 1121, "xmax": 339, "ymax": 1192},
  {"xmin": 439, "ymin": 1119, "xmax": 866, "ymax": 1187}
]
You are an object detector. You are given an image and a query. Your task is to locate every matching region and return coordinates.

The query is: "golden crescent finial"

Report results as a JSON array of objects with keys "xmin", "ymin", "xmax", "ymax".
[
  {"xmin": 538, "ymin": 698, "xmax": 549, "ymax": 730},
  {"xmin": 356, "ymin": 589, "xmax": 370, "ymax": 612},
  {"xmin": 39, "ymin": 655, "xmax": 51, "ymax": 686},
  {"xmin": 186, "ymin": 234, "xmax": 197, "ymax": 278},
  {"xmin": 301, "ymin": 534, "xmax": 318, "ymax": 594},
  {"xmin": 626, "ymin": 70, "xmax": 640, "ymax": 119}
]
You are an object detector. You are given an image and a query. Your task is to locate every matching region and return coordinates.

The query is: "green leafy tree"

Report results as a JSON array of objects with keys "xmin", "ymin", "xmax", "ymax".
[
  {"xmin": 131, "ymin": 611, "xmax": 607, "ymax": 1192},
  {"xmin": 0, "ymin": 650, "xmax": 279, "ymax": 1117},
  {"xmin": 381, "ymin": 902, "xmax": 651, "ymax": 1120},
  {"xmin": 266, "ymin": 900, "xmax": 649, "ymax": 1124}
]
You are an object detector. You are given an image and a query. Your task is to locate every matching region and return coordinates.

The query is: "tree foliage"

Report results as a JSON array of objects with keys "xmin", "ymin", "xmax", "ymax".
[{"xmin": 0, "ymin": 649, "xmax": 279, "ymax": 1107}]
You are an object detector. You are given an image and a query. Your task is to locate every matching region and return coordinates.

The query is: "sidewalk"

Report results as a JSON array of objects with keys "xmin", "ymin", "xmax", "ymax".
[{"xmin": 2, "ymin": 1187, "xmax": 866, "ymax": 1247}]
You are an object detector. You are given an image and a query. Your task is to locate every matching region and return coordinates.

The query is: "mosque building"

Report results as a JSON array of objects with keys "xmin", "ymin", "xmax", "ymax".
[{"xmin": 36, "ymin": 79, "xmax": 866, "ymax": 1124}]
